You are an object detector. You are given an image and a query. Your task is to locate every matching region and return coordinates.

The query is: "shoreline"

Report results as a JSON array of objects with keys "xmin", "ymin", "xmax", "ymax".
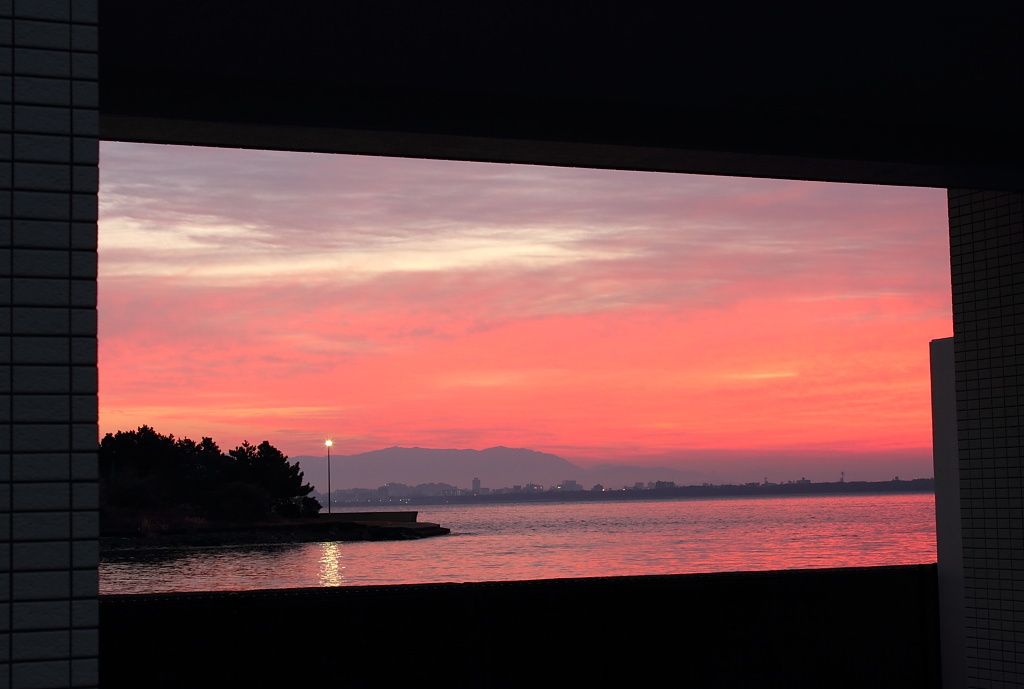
[
  {"xmin": 324, "ymin": 478, "xmax": 935, "ymax": 507},
  {"xmin": 100, "ymin": 513, "xmax": 450, "ymax": 553}
]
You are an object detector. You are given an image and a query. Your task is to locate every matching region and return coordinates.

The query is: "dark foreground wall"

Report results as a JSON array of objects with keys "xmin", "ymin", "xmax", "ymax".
[{"xmin": 100, "ymin": 565, "xmax": 939, "ymax": 689}]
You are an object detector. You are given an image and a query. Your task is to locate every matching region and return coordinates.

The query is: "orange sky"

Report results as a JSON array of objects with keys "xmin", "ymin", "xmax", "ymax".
[{"xmin": 97, "ymin": 143, "xmax": 951, "ymax": 483}]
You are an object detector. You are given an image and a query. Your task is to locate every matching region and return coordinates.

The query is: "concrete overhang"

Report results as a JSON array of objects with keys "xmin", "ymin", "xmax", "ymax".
[{"xmin": 99, "ymin": 1, "xmax": 1024, "ymax": 189}]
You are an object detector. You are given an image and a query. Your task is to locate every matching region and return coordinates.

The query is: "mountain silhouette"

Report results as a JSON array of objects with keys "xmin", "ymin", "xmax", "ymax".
[{"xmin": 296, "ymin": 446, "xmax": 584, "ymax": 491}]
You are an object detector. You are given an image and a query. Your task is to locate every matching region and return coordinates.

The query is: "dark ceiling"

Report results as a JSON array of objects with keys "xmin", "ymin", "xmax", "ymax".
[{"xmin": 99, "ymin": 1, "xmax": 1024, "ymax": 189}]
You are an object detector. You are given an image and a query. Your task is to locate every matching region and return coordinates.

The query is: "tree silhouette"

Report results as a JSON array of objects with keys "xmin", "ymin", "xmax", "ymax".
[
  {"xmin": 99, "ymin": 426, "xmax": 320, "ymax": 535},
  {"xmin": 228, "ymin": 440, "xmax": 316, "ymax": 516}
]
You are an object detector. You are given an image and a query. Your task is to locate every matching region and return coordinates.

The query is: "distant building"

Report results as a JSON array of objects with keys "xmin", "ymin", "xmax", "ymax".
[
  {"xmin": 557, "ymin": 480, "xmax": 583, "ymax": 492},
  {"xmin": 472, "ymin": 477, "xmax": 481, "ymax": 493}
]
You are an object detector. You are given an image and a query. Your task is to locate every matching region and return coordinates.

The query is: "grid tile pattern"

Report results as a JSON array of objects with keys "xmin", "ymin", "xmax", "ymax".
[
  {"xmin": 950, "ymin": 188, "xmax": 1024, "ymax": 689},
  {"xmin": 1, "ymin": 1, "xmax": 99, "ymax": 687}
]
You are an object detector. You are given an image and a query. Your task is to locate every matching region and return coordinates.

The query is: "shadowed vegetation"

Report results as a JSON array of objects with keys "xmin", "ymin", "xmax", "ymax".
[{"xmin": 100, "ymin": 425, "xmax": 320, "ymax": 536}]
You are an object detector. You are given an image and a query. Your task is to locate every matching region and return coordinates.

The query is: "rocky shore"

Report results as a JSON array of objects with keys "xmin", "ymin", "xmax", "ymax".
[{"xmin": 100, "ymin": 512, "xmax": 450, "ymax": 552}]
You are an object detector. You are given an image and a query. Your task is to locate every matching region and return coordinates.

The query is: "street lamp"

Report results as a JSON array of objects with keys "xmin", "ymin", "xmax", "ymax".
[{"xmin": 325, "ymin": 439, "xmax": 333, "ymax": 514}]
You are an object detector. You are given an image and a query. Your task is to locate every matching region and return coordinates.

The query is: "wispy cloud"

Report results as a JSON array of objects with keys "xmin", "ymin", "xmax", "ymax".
[{"xmin": 98, "ymin": 142, "xmax": 950, "ymax": 480}]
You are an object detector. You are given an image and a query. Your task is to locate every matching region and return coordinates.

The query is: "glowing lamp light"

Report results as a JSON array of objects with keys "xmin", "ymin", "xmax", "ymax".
[{"xmin": 325, "ymin": 439, "xmax": 333, "ymax": 514}]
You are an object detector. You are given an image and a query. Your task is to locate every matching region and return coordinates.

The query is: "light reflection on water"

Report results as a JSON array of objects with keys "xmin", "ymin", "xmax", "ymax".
[
  {"xmin": 100, "ymin": 493, "xmax": 937, "ymax": 594},
  {"xmin": 318, "ymin": 542, "xmax": 345, "ymax": 587}
]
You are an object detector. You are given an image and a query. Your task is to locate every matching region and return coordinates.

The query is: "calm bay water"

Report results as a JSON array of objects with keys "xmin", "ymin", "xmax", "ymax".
[{"xmin": 99, "ymin": 492, "xmax": 937, "ymax": 595}]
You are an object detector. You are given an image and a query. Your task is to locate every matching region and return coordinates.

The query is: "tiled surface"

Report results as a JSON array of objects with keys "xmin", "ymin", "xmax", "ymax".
[
  {"xmin": 950, "ymin": 189, "xmax": 1024, "ymax": 689},
  {"xmin": 1, "ymin": 1, "xmax": 99, "ymax": 687}
]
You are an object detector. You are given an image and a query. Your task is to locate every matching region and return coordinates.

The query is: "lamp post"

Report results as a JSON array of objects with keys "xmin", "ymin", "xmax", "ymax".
[{"xmin": 325, "ymin": 439, "xmax": 333, "ymax": 514}]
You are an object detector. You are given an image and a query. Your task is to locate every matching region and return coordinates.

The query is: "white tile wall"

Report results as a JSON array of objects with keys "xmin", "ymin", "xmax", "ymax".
[
  {"xmin": 2, "ymin": 2, "xmax": 98, "ymax": 687},
  {"xmin": 950, "ymin": 189, "xmax": 1024, "ymax": 688}
]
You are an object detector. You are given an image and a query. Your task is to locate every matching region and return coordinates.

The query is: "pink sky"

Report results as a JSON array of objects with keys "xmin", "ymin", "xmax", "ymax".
[{"xmin": 97, "ymin": 143, "xmax": 951, "ymax": 483}]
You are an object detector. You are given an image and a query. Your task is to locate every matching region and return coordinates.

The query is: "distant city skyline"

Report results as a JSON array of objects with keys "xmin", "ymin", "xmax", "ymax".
[
  {"xmin": 310, "ymin": 470, "xmax": 935, "ymax": 507},
  {"xmin": 98, "ymin": 143, "xmax": 950, "ymax": 482}
]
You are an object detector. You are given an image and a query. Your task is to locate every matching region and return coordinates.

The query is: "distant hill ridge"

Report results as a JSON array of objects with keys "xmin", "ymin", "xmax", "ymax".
[
  {"xmin": 293, "ymin": 445, "xmax": 926, "ymax": 493},
  {"xmin": 294, "ymin": 445, "xmax": 585, "ymax": 490}
]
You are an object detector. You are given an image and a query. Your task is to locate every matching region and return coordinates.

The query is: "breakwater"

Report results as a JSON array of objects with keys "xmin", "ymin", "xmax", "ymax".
[{"xmin": 100, "ymin": 512, "xmax": 449, "ymax": 552}]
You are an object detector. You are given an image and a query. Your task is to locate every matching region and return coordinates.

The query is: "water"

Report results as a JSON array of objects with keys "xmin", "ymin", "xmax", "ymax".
[{"xmin": 99, "ymin": 492, "xmax": 937, "ymax": 594}]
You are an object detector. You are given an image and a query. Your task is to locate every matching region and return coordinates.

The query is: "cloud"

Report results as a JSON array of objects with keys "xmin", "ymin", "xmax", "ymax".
[{"xmin": 98, "ymin": 142, "xmax": 950, "ymax": 478}]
